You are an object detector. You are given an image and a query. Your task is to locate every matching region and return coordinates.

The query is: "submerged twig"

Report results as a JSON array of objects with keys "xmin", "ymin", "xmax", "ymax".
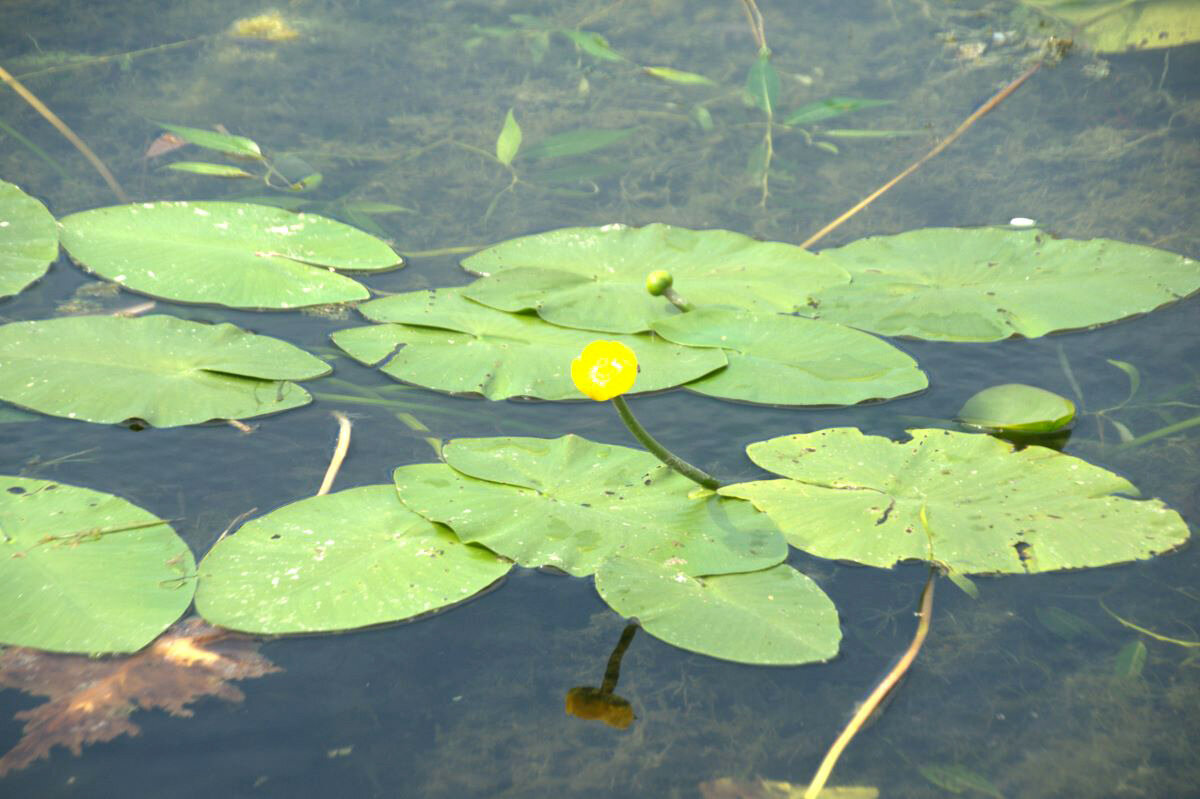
[
  {"xmin": 800, "ymin": 60, "xmax": 1044, "ymax": 249},
  {"xmin": 0, "ymin": 63, "xmax": 130, "ymax": 202},
  {"xmin": 803, "ymin": 568, "xmax": 937, "ymax": 799},
  {"xmin": 317, "ymin": 412, "xmax": 353, "ymax": 496}
]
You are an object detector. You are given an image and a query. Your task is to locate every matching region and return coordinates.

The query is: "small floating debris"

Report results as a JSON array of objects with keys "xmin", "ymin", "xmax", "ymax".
[{"xmin": 229, "ymin": 11, "xmax": 300, "ymax": 42}]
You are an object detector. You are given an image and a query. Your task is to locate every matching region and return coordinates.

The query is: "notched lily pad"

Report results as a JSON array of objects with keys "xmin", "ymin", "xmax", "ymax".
[
  {"xmin": 59, "ymin": 201, "xmax": 403, "ymax": 309},
  {"xmin": 331, "ymin": 288, "xmax": 726, "ymax": 400},
  {"xmin": 651, "ymin": 307, "xmax": 927, "ymax": 406},
  {"xmin": 720, "ymin": 428, "xmax": 1189, "ymax": 574},
  {"xmin": 394, "ymin": 435, "xmax": 787, "ymax": 578},
  {"xmin": 806, "ymin": 228, "xmax": 1200, "ymax": 341},
  {"xmin": 595, "ymin": 558, "xmax": 841, "ymax": 665},
  {"xmin": 0, "ymin": 476, "xmax": 194, "ymax": 653},
  {"xmin": 0, "ymin": 314, "xmax": 330, "ymax": 426},
  {"xmin": 0, "ymin": 180, "xmax": 58, "ymax": 298},
  {"xmin": 461, "ymin": 223, "xmax": 850, "ymax": 333},
  {"xmin": 195, "ymin": 485, "xmax": 511, "ymax": 634}
]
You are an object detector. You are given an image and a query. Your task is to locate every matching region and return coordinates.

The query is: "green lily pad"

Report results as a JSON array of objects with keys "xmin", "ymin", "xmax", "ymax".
[
  {"xmin": 651, "ymin": 307, "xmax": 927, "ymax": 406},
  {"xmin": 0, "ymin": 476, "xmax": 194, "ymax": 653},
  {"xmin": 194, "ymin": 485, "xmax": 510, "ymax": 634},
  {"xmin": 0, "ymin": 314, "xmax": 330, "ymax": 426},
  {"xmin": 331, "ymin": 288, "xmax": 726, "ymax": 400},
  {"xmin": 394, "ymin": 435, "xmax": 787, "ymax": 578},
  {"xmin": 461, "ymin": 223, "xmax": 850, "ymax": 333},
  {"xmin": 1022, "ymin": 0, "xmax": 1200, "ymax": 53},
  {"xmin": 58, "ymin": 201, "xmax": 403, "ymax": 309},
  {"xmin": 595, "ymin": 558, "xmax": 840, "ymax": 665},
  {"xmin": 1, "ymin": 180, "xmax": 58, "ymax": 298},
  {"xmin": 958, "ymin": 384, "xmax": 1075, "ymax": 433},
  {"xmin": 806, "ymin": 228, "xmax": 1200, "ymax": 341},
  {"xmin": 719, "ymin": 428, "xmax": 1190, "ymax": 574}
]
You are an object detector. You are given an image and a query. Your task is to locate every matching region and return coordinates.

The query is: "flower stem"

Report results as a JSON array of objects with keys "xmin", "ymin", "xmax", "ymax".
[
  {"xmin": 611, "ymin": 395, "xmax": 720, "ymax": 489},
  {"xmin": 662, "ymin": 287, "xmax": 693, "ymax": 312}
]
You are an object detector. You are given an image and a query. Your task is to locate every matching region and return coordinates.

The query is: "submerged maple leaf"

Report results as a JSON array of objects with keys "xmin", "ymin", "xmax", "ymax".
[{"xmin": 0, "ymin": 617, "xmax": 281, "ymax": 776}]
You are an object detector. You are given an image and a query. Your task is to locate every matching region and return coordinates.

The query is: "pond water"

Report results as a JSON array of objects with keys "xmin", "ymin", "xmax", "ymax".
[{"xmin": 2, "ymin": 1, "xmax": 1199, "ymax": 797}]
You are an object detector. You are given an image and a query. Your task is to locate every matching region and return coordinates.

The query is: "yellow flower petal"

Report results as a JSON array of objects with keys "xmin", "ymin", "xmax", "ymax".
[{"xmin": 571, "ymin": 340, "xmax": 638, "ymax": 401}]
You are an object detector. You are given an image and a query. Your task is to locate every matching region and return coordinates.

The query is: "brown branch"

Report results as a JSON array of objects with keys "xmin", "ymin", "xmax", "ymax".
[
  {"xmin": 0, "ymin": 63, "xmax": 131, "ymax": 203},
  {"xmin": 800, "ymin": 61, "xmax": 1043, "ymax": 250}
]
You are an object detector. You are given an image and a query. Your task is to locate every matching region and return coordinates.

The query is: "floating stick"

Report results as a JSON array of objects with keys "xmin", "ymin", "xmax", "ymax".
[
  {"xmin": 800, "ymin": 61, "xmax": 1044, "ymax": 250},
  {"xmin": 803, "ymin": 568, "xmax": 936, "ymax": 799},
  {"xmin": 317, "ymin": 412, "xmax": 353, "ymax": 496},
  {"xmin": 0, "ymin": 64, "xmax": 131, "ymax": 202}
]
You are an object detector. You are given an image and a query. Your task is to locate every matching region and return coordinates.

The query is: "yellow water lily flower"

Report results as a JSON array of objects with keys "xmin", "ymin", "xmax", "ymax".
[{"xmin": 571, "ymin": 340, "xmax": 638, "ymax": 401}]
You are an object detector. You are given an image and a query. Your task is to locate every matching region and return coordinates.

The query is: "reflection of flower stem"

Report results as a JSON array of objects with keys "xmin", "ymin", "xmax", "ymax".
[{"xmin": 611, "ymin": 395, "xmax": 720, "ymax": 490}]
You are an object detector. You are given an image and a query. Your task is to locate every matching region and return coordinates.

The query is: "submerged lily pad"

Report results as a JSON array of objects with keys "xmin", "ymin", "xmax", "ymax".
[
  {"xmin": 59, "ymin": 201, "xmax": 402, "ymax": 309},
  {"xmin": 331, "ymin": 288, "xmax": 726, "ymax": 400},
  {"xmin": 957, "ymin": 384, "xmax": 1075, "ymax": 433},
  {"xmin": 461, "ymin": 223, "xmax": 850, "ymax": 333},
  {"xmin": 0, "ymin": 314, "xmax": 330, "ymax": 426},
  {"xmin": 0, "ymin": 476, "xmax": 194, "ymax": 653},
  {"xmin": 0, "ymin": 180, "xmax": 58, "ymax": 298},
  {"xmin": 195, "ymin": 485, "xmax": 511, "ymax": 634},
  {"xmin": 651, "ymin": 307, "xmax": 927, "ymax": 406},
  {"xmin": 806, "ymin": 228, "xmax": 1200, "ymax": 341},
  {"xmin": 394, "ymin": 435, "xmax": 787, "ymax": 578},
  {"xmin": 720, "ymin": 428, "xmax": 1189, "ymax": 574},
  {"xmin": 595, "ymin": 558, "xmax": 840, "ymax": 665}
]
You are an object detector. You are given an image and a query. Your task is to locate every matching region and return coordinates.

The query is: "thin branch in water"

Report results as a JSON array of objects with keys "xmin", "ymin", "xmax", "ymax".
[
  {"xmin": 317, "ymin": 411, "xmax": 353, "ymax": 496},
  {"xmin": 0, "ymin": 64, "xmax": 131, "ymax": 202},
  {"xmin": 803, "ymin": 568, "xmax": 937, "ymax": 799},
  {"xmin": 800, "ymin": 60, "xmax": 1044, "ymax": 250}
]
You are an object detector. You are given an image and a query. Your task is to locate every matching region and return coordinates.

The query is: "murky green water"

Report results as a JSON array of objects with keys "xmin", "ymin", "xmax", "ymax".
[{"xmin": 2, "ymin": 1, "xmax": 1198, "ymax": 796}]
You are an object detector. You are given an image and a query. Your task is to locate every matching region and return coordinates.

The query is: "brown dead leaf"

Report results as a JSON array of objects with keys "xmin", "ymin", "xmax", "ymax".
[{"xmin": 0, "ymin": 617, "xmax": 280, "ymax": 776}]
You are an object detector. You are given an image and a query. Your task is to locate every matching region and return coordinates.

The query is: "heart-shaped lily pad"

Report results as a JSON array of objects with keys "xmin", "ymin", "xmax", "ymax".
[
  {"xmin": 0, "ymin": 476, "xmax": 194, "ymax": 653},
  {"xmin": 195, "ymin": 485, "xmax": 511, "ymax": 634},
  {"xmin": 461, "ymin": 223, "xmax": 850, "ymax": 333},
  {"xmin": 0, "ymin": 314, "xmax": 330, "ymax": 426},
  {"xmin": 651, "ymin": 307, "xmax": 927, "ymax": 406},
  {"xmin": 331, "ymin": 288, "xmax": 726, "ymax": 400},
  {"xmin": 394, "ymin": 435, "xmax": 787, "ymax": 577},
  {"xmin": 59, "ymin": 201, "xmax": 403, "ymax": 309},
  {"xmin": 595, "ymin": 558, "xmax": 841, "ymax": 665},
  {"xmin": 805, "ymin": 228, "xmax": 1200, "ymax": 341},
  {"xmin": 0, "ymin": 180, "xmax": 58, "ymax": 298},
  {"xmin": 720, "ymin": 428, "xmax": 1190, "ymax": 574}
]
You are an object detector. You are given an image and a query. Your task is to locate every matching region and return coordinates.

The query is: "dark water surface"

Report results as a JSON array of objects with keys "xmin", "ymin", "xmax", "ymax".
[{"xmin": 2, "ymin": 1, "xmax": 1198, "ymax": 797}]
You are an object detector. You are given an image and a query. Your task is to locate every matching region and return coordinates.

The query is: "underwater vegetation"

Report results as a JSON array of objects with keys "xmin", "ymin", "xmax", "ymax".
[{"xmin": 2, "ymin": 1, "xmax": 1199, "ymax": 797}]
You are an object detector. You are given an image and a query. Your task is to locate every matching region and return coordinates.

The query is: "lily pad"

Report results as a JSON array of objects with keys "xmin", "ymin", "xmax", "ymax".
[
  {"xmin": 0, "ymin": 180, "xmax": 58, "ymax": 298},
  {"xmin": 595, "ymin": 558, "xmax": 840, "ymax": 665},
  {"xmin": 0, "ymin": 476, "xmax": 194, "ymax": 653},
  {"xmin": 1022, "ymin": 0, "xmax": 1200, "ymax": 53},
  {"xmin": 461, "ymin": 223, "xmax": 850, "ymax": 333},
  {"xmin": 0, "ymin": 314, "xmax": 330, "ymax": 426},
  {"xmin": 394, "ymin": 435, "xmax": 787, "ymax": 578},
  {"xmin": 195, "ymin": 485, "xmax": 511, "ymax": 634},
  {"xmin": 806, "ymin": 228, "xmax": 1200, "ymax": 341},
  {"xmin": 957, "ymin": 384, "xmax": 1075, "ymax": 433},
  {"xmin": 58, "ymin": 201, "xmax": 403, "ymax": 309},
  {"xmin": 719, "ymin": 428, "xmax": 1190, "ymax": 574},
  {"xmin": 651, "ymin": 307, "xmax": 927, "ymax": 406},
  {"xmin": 331, "ymin": 288, "xmax": 726, "ymax": 400}
]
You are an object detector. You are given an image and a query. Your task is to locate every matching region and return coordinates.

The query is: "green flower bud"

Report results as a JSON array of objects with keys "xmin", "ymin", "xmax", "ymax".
[{"xmin": 645, "ymin": 270, "xmax": 673, "ymax": 296}]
